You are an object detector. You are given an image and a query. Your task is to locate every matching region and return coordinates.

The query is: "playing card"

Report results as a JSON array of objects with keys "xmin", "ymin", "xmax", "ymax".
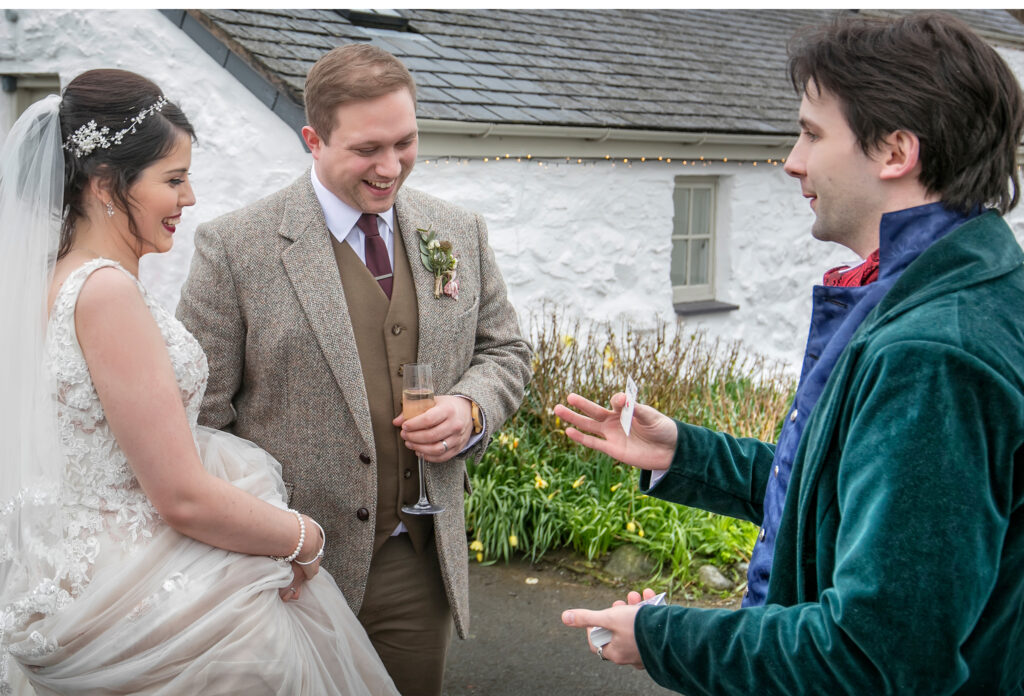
[{"xmin": 619, "ymin": 375, "xmax": 638, "ymax": 436}]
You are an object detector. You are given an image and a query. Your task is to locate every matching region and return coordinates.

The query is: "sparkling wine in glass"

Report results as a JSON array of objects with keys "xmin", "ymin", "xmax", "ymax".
[{"xmin": 401, "ymin": 363, "xmax": 445, "ymax": 515}]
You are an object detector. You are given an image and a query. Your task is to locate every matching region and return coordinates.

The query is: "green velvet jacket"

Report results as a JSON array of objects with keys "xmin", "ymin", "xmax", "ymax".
[{"xmin": 636, "ymin": 211, "xmax": 1024, "ymax": 695}]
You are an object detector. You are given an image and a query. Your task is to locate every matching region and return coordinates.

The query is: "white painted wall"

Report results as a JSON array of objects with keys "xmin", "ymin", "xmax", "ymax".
[{"xmin": 5, "ymin": 9, "xmax": 1024, "ymax": 375}]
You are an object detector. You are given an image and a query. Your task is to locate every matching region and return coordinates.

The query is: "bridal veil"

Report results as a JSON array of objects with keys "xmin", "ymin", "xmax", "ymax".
[{"xmin": 0, "ymin": 94, "xmax": 70, "ymax": 652}]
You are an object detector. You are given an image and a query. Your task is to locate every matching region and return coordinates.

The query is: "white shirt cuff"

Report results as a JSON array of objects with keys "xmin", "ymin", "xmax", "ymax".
[{"xmin": 648, "ymin": 467, "xmax": 669, "ymax": 489}]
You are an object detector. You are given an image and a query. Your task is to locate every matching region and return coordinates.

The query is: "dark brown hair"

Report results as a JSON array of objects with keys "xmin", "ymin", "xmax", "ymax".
[
  {"xmin": 58, "ymin": 69, "xmax": 195, "ymax": 258},
  {"xmin": 789, "ymin": 12, "xmax": 1024, "ymax": 213},
  {"xmin": 304, "ymin": 43, "xmax": 416, "ymax": 143}
]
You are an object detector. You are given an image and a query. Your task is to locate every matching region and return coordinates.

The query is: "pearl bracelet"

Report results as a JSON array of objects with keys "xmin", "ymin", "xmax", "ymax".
[
  {"xmin": 295, "ymin": 518, "xmax": 326, "ymax": 566},
  {"xmin": 273, "ymin": 508, "xmax": 305, "ymax": 563}
]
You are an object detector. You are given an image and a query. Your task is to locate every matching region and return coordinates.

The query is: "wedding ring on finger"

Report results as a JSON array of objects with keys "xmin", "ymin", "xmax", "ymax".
[
  {"xmin": 441, "ymin": 439, "xmax": 449, "ymax": 453},
  {"xmin": 597, "ymin": 645, "xmax": 607, "ymax": 661},
  {"xmin": 287, "ymin": 587, "xmax": 296, "ymax": 596}
]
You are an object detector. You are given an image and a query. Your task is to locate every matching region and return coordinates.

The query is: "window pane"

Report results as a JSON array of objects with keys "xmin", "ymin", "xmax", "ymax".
[
  {"xmin": 692, "ymin": 188, "xmax": 711, "ymax": 236},
  {"xmin": 671, "ymin": 178, "xmax": 715, "ymax": 300},
  {"xmin": 670, "ymin": 238, "xmax": 689, "ymax": 286},
  {"xmin": 690, "ymin": 238, "xmax": 709, "ymax": 285},
  {"xmin": 672, "ymin": 188, "xmax": 690, "ymax": 236}
]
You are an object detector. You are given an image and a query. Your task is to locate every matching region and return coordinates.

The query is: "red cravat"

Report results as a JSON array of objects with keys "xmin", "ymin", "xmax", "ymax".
[
  {"xmin": 823, "ymin": 249, "xmax": 880, "ymax": 287},
  {"xmin": 356, "ymin": 213, "xmax": 393, "ymax": 299}
]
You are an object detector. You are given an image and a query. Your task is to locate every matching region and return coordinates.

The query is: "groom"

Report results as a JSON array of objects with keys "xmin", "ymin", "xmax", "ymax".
[{"xmin": 177, "ymin": 43, "xmax": 531, "ymax": 696}]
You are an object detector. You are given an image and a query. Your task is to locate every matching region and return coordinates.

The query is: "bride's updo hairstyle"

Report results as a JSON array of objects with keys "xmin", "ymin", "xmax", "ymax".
[{"xmin": 58, "ymin": 69, "xmax": 195, "ymax": 259}]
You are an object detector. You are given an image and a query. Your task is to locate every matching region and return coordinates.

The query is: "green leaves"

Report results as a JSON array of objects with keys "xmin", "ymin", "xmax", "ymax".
[
  {"xmin": 463, "ymin": 307, "xmax": 794, "ymax": 595},
  {"xmin": 465, "ymin": 424, "xmax": 759, "ymax": 594},
  {"xmin": 417, "ymin": 227, "xmax": 456, "ymax": 275},
  {"xmin": 417, "ymin": 227, "xmax": 458, "ymax": 298}
]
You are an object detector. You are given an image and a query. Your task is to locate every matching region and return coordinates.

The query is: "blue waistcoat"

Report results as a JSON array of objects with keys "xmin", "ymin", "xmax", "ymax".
[{"xmin": 743, "ymin": 202, "xmax": 975, "ymax": 606}]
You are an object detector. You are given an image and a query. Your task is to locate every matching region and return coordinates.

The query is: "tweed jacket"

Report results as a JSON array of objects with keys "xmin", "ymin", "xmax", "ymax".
[
  {"xmin": 636, "ymin": 211, "xmax": 1024, "ymax": 695},
  {"xmin": 176, "ymin": 172, "xmax": 532, "ymax": 638}
]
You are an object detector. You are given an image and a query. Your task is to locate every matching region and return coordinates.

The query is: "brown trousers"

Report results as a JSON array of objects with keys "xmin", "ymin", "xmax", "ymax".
[{"xmin": 357, "ymin": 535, "xmax": 453, "ymax": 696}]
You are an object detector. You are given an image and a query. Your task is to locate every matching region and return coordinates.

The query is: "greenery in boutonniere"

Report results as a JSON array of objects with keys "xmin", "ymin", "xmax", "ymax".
[{"xmin": 417, "ymin": 227, "xmax": 459, "ymax": 299}]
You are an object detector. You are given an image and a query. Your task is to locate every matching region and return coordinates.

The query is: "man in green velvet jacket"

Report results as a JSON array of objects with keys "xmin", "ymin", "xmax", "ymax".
[{"xmin": 557, "ymin": 12, "xmax": 1024, "ymax": 695}]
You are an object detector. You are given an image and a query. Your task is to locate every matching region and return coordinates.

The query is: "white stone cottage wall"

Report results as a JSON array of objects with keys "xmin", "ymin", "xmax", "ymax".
[{"xmin": 4, "ymin": 9, "xmax": 1024, "ymax": 374}]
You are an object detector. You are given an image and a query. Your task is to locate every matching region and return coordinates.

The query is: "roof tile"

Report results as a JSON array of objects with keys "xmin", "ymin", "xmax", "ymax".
[
  {"xmin": 439, "ymin": 73, "xmax": 486, "ymax": 89},
  {"xmin": 441, "ymin": 87, "xmax": 499, "ymax": 105},
  {"xmin": 412, "ymin": 72, "xmax": 450, "ymax": 88},
  {"xmin": 468, "ymin": 104, "xmax": 534, "ymax": 122}
]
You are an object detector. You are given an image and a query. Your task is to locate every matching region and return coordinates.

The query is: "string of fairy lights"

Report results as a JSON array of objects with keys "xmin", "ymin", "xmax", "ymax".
[
  {"xmin": 420, "ymin": 153, "xmax": 1024, "ymax": 171},
  {"xmin": 419, "ymin": 154, "xmax": 788, "ymax": 168}
]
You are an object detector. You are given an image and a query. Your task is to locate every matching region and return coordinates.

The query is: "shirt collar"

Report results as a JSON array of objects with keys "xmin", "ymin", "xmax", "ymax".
[{"xmin": 310, "ymin": 166, "xmax": 395, "ymax": 241}]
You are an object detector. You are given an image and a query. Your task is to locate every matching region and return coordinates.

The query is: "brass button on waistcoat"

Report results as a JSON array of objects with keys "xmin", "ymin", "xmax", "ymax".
[
  {"xmin": 391, "ymin": 324, "xmax": 403, "ymax": 335},
  {"xmin": 356, "ymin": 507, "xmax": 370, "ymax": 521}
]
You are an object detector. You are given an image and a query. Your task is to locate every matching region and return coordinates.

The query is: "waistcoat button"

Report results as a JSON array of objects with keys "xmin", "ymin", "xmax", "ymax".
[
  {"xmin": 359, "ymin": 452, "xmax": 371, "ymax": 464},
  {"xmin": 356, "ymin": 507, "xmax": 370, "ymax": 521},
  {"xmin": 392, "ymin": 324, "xmax": 403, "ymax": 335},
  {"xmin": 789, "ymin": 409, "xmax": 798, "ymax": 422},
  {"xmin": 403, "ymin": 468, "xmax": 412, "ymax": 479}
]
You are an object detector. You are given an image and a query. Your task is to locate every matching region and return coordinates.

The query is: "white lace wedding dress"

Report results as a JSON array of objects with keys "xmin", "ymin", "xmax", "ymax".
[{"xmin": 3, "ymin": 259, "xmax": 398, "ymax": 695}]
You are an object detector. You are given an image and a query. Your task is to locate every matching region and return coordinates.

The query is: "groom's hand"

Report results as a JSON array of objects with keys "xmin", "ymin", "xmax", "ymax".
[{"xmin": 393, "ymin": 395, "xmax": 473, "ymax": 462}]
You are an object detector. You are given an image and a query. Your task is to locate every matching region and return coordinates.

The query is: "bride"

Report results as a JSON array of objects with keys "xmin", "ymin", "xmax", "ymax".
[{"xmin": 0, "ymin": 69, "xmax": 399, "ymax": 695}]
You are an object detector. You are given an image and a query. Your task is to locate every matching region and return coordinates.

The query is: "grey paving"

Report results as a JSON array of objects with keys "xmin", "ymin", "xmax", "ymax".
[{"xmin": 442, "ymin": 554, "xmax": 740, "ymax": 695}]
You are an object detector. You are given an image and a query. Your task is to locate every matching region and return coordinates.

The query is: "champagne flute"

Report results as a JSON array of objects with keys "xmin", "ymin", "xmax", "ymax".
[{"xmin": 401, "ymin": 363, "xmax": 445, "ymax": 515}]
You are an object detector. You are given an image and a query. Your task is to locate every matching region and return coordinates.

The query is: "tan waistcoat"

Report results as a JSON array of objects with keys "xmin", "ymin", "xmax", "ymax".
[{"xmin": 331, "ymin": 230, "xmax": 432, "ymax": 554}]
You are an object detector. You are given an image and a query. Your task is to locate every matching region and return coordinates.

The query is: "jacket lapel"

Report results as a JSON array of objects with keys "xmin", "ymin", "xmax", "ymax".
[
  {"xmin": 278, "ymin": 173, "xmax": 374, "ymax": 452},
  {"xmin": 395, "ymin": 190, "xmax": 442, "ymax": 368}
]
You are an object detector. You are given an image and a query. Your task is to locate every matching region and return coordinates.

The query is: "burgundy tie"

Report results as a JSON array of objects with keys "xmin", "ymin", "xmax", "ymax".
[{"xmin": 356, "ymin": 213, "xmax": 393, "ymax": 299}]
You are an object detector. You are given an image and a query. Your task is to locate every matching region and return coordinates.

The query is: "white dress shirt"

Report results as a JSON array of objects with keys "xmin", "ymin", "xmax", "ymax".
[{"xmin": 311, "ymin": 167, "xmax": 396, "ymax": 266}]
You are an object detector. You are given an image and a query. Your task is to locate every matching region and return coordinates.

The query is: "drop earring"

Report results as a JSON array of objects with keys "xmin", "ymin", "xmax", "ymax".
[{"xmin": 105, "ymin": 201, "xmax": 114, "ymax": 217}]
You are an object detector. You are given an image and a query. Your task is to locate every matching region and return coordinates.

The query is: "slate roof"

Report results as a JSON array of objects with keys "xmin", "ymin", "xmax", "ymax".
[{"xmin": 174, "ymin": 8, "xmax": 1024, "ymax": 138}]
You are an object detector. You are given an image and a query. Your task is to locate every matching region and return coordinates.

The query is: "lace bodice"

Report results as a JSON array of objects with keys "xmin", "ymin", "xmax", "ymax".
[{"xmin": 45, "ymin": 258, "xmax": 208, "ymax": 592}]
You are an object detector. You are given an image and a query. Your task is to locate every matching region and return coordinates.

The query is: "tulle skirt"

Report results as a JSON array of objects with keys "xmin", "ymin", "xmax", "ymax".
[{"xmin": 6, "ymin": 427, "xmax": 398, "ymax": 695}]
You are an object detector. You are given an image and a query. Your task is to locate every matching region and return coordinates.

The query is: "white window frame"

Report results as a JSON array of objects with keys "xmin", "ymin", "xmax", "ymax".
[{"xmin": 671, "ymin": 175, "xmax": 717, "ymax": 304}]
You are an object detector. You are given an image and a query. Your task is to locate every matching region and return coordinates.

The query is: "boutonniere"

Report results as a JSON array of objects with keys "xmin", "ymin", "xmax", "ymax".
[{"xmin": 417, "ymin": 227, "xmax": 459, "ymax": 299}]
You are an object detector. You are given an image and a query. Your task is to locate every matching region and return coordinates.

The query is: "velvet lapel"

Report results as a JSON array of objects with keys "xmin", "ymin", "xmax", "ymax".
[{"xmin": 277, "ymin": 173, "xmax": 374, "ymax": 452}]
